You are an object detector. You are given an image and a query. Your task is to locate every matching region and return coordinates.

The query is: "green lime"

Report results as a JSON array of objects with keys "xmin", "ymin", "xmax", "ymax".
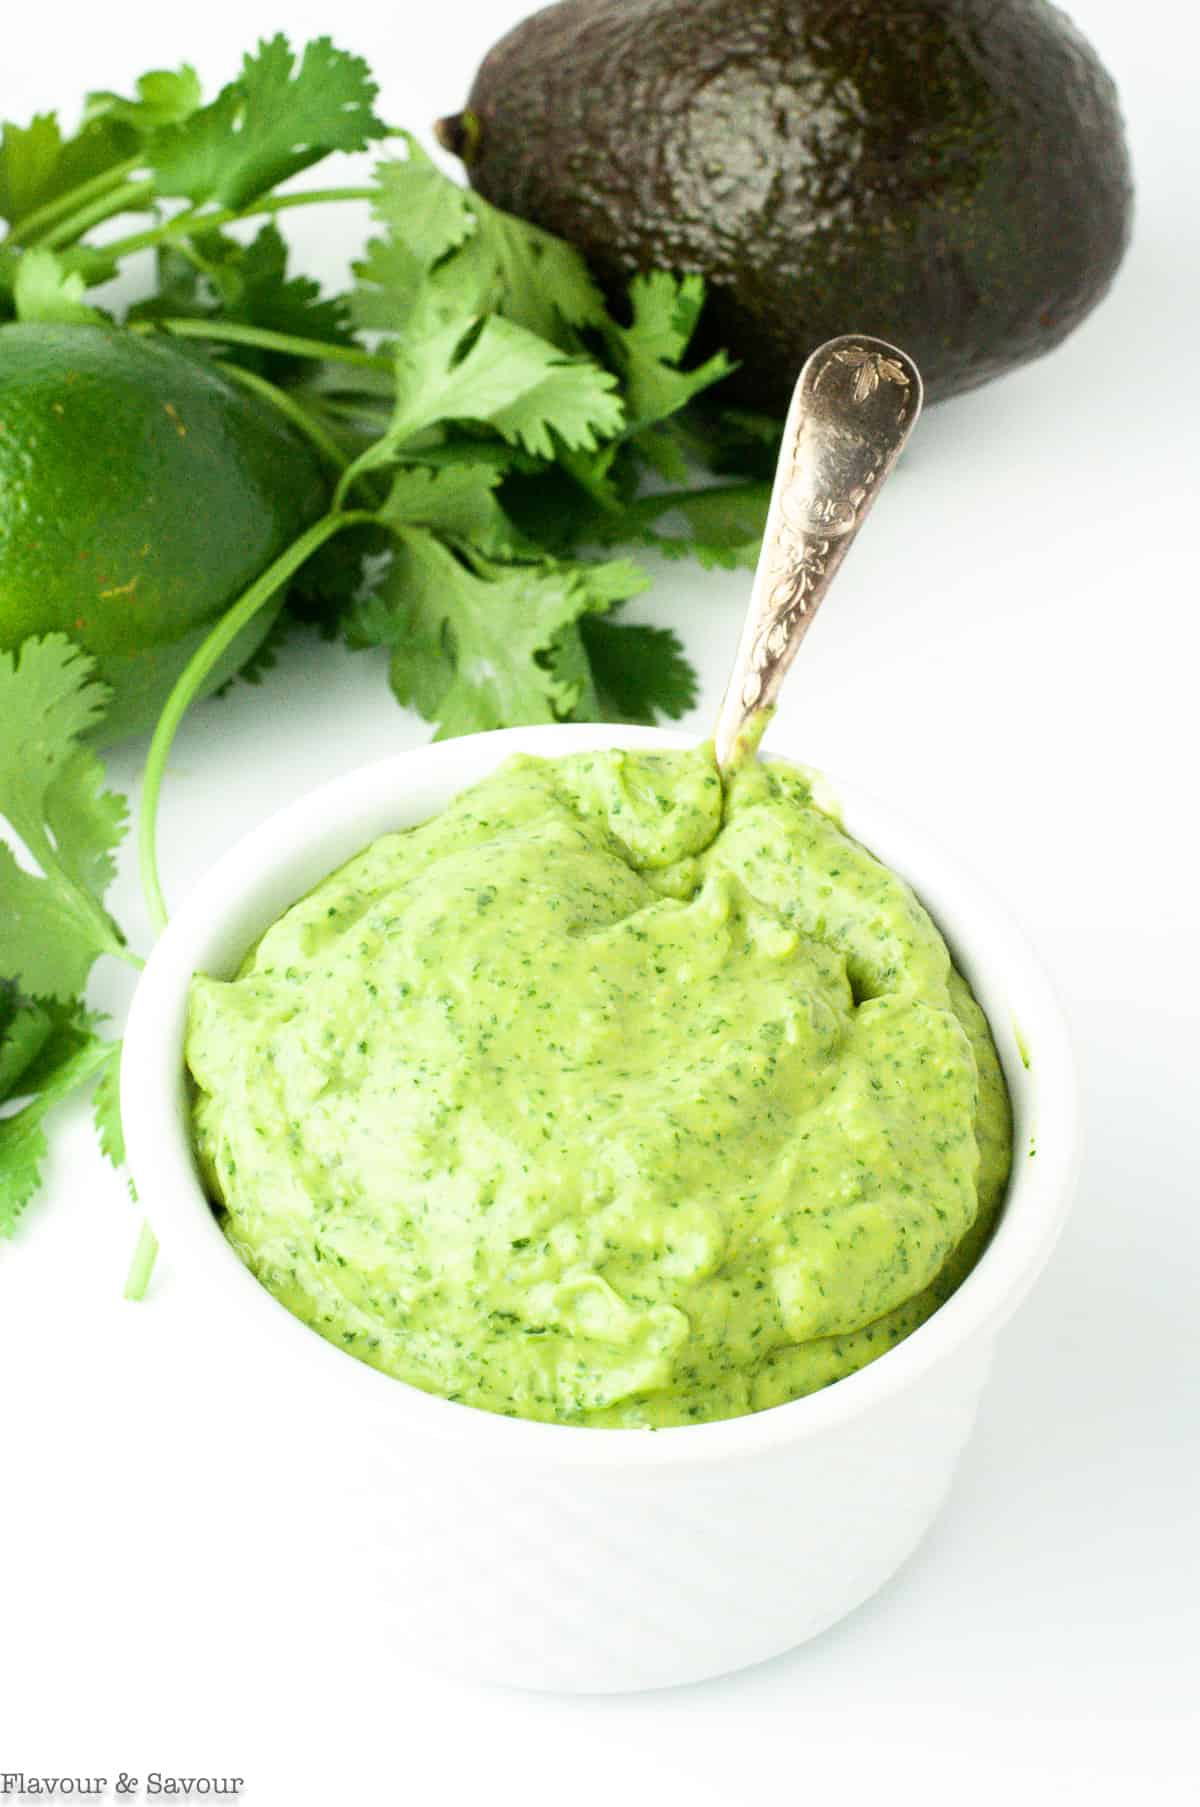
[{"xmin": 0, "ymin": 322, "xmax": 328, "ymax": 741}]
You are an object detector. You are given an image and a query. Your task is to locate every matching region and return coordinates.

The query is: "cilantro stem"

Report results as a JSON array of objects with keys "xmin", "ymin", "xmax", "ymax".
[
  {"xmin": 310, "ymin": 397, "xmax": 393, "ymax": 427},
  {"xmin": 134, "ymin": 316, "xmax": 392, "ymax": 370},
  {"xmin": 138, "ymin": 509, "xmax": 376, "ymax": 935},
  {"xmin": 225, "ymin": 184, "xmax": 378, "ymax": 219},
  {"xmin": 123, "ymin": 1219, "xmax": 159, "ymax": 1301},
  {"xmin": 214, "ymin": 362, "xmax": 350, "ymax": 471},
  {"xmin": 332, "ymin": 448, "xmax": 376, "ymax": 511},
  {"xmin": 10, "ymin": 155, "xmax": 144, "ymax": 244},
  {"xmin": 333, "ymin": 430, "xmax": 410, "ymax": 509},
  {"xmin": 39, "ymin": 178, "xmax": 156, "ymax": 249},
  {"xmin": 96, "ymin": 186, "xmax": 378, "ymax": 264}
]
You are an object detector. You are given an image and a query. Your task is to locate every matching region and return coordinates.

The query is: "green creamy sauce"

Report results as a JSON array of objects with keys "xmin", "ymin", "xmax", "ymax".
[{"xmin": 187, "ymin": 746, "xmax": 1012, "ymax": 1427}]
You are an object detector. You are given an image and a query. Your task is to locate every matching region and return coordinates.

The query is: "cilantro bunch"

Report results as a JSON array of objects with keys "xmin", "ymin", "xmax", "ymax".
[
  {"xmin": 0, "ymin": 640, "xmax": 130, "ymax": 1237},
  {"xmin": 0, "ymin": 37, "xmax": 778, "ymax": 1256}
]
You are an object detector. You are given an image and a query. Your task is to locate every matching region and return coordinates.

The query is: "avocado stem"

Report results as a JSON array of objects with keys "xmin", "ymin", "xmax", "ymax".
[
  {"xmin": 433, "ymin": 110, "xmax": 482, "ymax": 164},
  {"xmin": 138, "ymin": 509, "xmax": 377, "ymax": 937}
]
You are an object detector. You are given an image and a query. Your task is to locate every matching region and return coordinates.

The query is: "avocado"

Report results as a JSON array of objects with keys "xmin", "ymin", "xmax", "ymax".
[
  {"xmin": 439, "ymin": 0, "xmax": 1133, "ymax": 408},
  {"xmin": 0, "ymin": 323, "xmax": 328, "ymax": 742}
]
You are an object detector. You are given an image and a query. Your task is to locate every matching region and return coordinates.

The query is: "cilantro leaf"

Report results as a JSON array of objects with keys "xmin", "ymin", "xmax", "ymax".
[
  {"xmin": 571, "ymin": 558, "xmax": 651, "ymax": 613},
  {"xmin": 144, "ymin": 86, "xmax": 241, "ymax": 208},
  {"xmin": 13, "ymin": 248, "xmax": 106, "ymax": 325},
  {"xmin": 631, "ymin": 426, "xmax": 693, "ymax": 487},
  {"xmin": 221, "ymin": 225, "xmax": 355, "ymax": 350},
  {"xmin": 286, "ymin": 521, "xmax": 392, "ymax": 632},
  {"xmin": 0, "ymin": 636, "xmax": 111, "ymax": 835},
  {"xmin": 352, "ymin": 139, "xmax": 605, "ymax": 347},
  {"xmin": 678, "ymin": 405, "xmax": 785, "ymax": 481},
  {"xmin": 451, "ymin": 190, "xmax": 607, "ymax": 347},
  {"xmin": 544, "ymin": 625, "xmax": 600, "ymax": 720},
  {"xmin": 377, "ymin": 463, "xmax": 531, "ymax": 557},
  {"xmin": 0, "ymin": 1011, "xmax": 114, "ymax": 1237},
  {"xmin": 35, "ymin": 241, "xmax": 121, "ymax": 291},
  {"xmin": 130, "ymin": 226, "xmax": 356, "ymax": 378},
  {"xmin": 92, "ymin": 1043, "xmax": 126, "ymax": 1168},
  {"xmin": 597, "ymin": 480, "xmax": 771, "ymax": 571},
  {"xmin": 376, "ymin": 141, "xmax": 478, "ymax": 269},
  {"xmin": 44, "ymin": 749, "xmax": 128, "ymax": 897},
  {"xmin": 124, "ymin": 243, "xmax": 207, "ymax": 324},
  {"xmin": 0, "ymin": 67, "xmax": 197, "ymax": 235},
  {"xmin": 350, "ymin": 229, "xmax": 430, "ymax": 336},
  {"xmin": 0, "ymin": 637, "xmax": 128, "ymax": 999},
  {"xmin": 149, "ymin": 35, "xmax": 387, "ymax": 209},
  {"xmin": 0, "ymin": 849, "xmax": 118, "ymax": 1000},
  {"xmin": 580, "ymin": 617, "xmax": 699, "ymax": 723},
  {"xmin": 385, "ymin": 313, "xmax": 623, "ymax": 460},
  {"xmin": 85, "ymin": 66, "xmax": 204, "ymax": 135},
  {"xmin": 605, "ymin": 273, "xmax": 734, "ymax": 433},
  {"xmin": 649, "ymin": 484, "xmax": 771, "ymax": 569},
  {"xmin": 0, "ymin": 111, "xmax": 137, "ymax": 232},
  {"xmin": 547, "ymin": 560, "xmax": 656, "ymax": 720},
  {"xmin": 498, "ymin": 449, "xmax": 640, "ymax": 555},
  {"xmin": 555, "ymin": 439, "xmax": 637, "ymax": 517},
  {"xmin": 0, "ymin": 984, "xmax": 55, "ymax": 1100},
  {"xmin": 0, "ymin": 243, "xmax": 17, "ymax": 318},
  {"xmin": 0, "ymin": 639, "xmax": 131, "ymax": 1229},
  {"xmin": 350, "ymin": 534, "xmax": 643, "ymax": 737},
  {"xmin": 0, "ymin": 1097, "xmax": 59, "ymax": 1234},
  {"xmin": 351, "ymin": 142, "xmax": 476, "ymax": 332},
  {"xmin": 0, "ymin": 115, "xmax": 67, "ymax": 226}
]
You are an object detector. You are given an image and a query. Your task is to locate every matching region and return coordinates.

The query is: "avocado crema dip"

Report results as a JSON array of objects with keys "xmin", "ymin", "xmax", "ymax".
[{"xmin": 186, "ymin": 745, "xmax": 1012, "ymax": 1428}]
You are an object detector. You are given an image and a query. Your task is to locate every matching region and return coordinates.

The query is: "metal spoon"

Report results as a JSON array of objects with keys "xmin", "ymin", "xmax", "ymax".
[{"xmin": 713, "ymin": 334, "xmax": 924, "ymax": 769}]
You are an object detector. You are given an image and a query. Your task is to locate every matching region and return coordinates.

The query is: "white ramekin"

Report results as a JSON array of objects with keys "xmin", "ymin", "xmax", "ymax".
[{"xmin": 121, "ymin": 724, "xmax": 1079, "ymax": 1693}]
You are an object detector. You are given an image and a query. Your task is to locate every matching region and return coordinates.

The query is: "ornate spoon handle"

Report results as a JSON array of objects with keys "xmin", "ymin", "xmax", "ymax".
[{"xmin": 713, "ymin": 334, "xmax": 923, "ymax": 768}]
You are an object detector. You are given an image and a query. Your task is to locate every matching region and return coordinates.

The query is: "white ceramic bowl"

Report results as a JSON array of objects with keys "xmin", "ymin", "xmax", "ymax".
[{"xmin": 122, "ymin": 723, "xmax": 1079, "ymax": 1693}]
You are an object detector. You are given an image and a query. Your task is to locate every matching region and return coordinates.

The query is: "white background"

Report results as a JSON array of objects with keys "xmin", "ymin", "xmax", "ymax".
[{"xmin": 2, "ymin": 1, "xmax": 1197, "ymax": 1802}]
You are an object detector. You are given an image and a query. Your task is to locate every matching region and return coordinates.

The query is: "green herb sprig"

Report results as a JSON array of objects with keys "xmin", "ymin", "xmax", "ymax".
[{"xmin": 0, "ymin": 37, "xmax": 779, "ymax": 1272}]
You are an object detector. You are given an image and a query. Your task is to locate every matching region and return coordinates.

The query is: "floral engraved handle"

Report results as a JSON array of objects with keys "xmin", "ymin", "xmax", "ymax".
[{"xmin": 714, "ymin": 335, "xmax": 922, "ymax": 767}]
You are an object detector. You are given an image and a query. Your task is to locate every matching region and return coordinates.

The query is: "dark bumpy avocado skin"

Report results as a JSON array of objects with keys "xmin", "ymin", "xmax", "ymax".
[
  {"xmin": 0, "ymin": 324, "xmax": 328, "ymax": 742},
  {"xmin": 457, "ymin": 0, "xmax": 1133, "ymax": 408}
]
